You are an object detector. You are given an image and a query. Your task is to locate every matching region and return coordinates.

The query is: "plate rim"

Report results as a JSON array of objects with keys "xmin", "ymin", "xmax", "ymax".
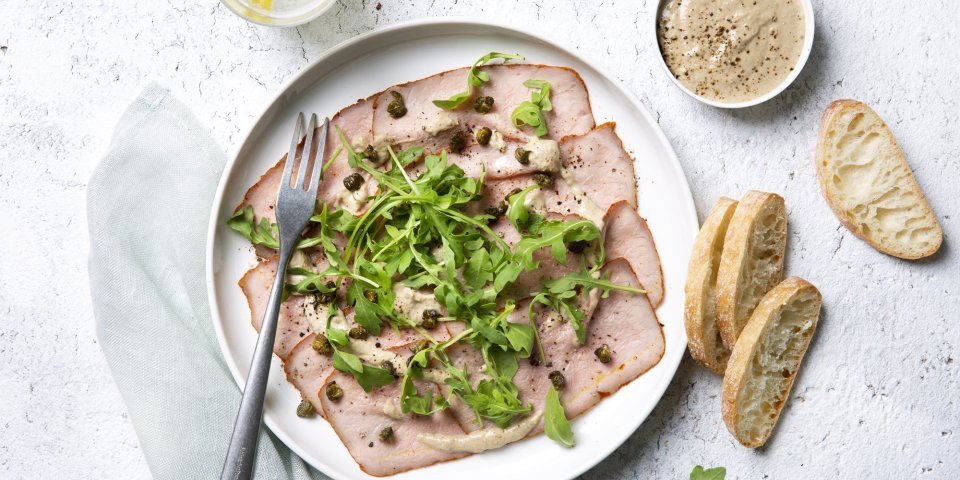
[{"xmin": 205, "ymin": 16, "xmax": 698, "ymax": 479}]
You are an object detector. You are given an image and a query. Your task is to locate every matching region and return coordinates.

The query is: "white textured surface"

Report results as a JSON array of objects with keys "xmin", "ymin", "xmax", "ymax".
[{"xmin": 0, "ymin": 1, "xmax": 957, "ymax": 479}]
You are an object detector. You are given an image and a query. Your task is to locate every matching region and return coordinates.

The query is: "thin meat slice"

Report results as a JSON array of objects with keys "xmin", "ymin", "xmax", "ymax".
[
  {"xmin": 372, "ymin": 64, "xmax": 594, "ymax": 151},
  {"xmin": 240, "ymin": 257, "xmax": 323, "ymax": 359},
  {"xmin": 319, "ymin": 364, "xmax": 467, "ymax": 476},
  {"xmin": 558, "ymin": 122, "xmax": 638, "ymax": 213},
  {"xmin": 560, "ymin": 259, "xmax": 664, "ymax": 416},
  {"xmin": 604, "ymin": 201, "xmax": 664, "ymax": 306},
  {"xmin": 283, "ymin": 333, "xmax": 335, "ymax": 417},
  {"xmin": 237, "ymin": 98, "xmax": 375, "ymax": 224}
]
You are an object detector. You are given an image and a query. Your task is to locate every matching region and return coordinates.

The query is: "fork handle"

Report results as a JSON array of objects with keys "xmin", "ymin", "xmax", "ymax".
[{"xmin": 221, "ymin": 247, "xmax": 293, "ymax": 480}]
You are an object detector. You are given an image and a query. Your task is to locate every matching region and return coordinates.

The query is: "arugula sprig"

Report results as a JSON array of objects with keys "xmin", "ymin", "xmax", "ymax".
[
  {"xmin": 544, "ymin": 384, "xmax": 574, "ymax": 447},
  {"xmin": 227, "ymin": 205, "xmax": 324, "ymax": 250},
  {"xmin": 433, "ymin": 52, "xmax": 525, "ymax": 110},
  {"xmin": 690, "ymin": 466, "xmax": 726, "ymax": 480},
  {"xmin": 510, "ymin": 79, "xmax": 553, "ymax": 137}
]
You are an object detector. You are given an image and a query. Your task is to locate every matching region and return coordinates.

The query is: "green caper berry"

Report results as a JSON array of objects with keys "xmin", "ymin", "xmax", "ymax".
[
  {"xmin": 483, "ymin": 203, "xmax": 507, "ymax": 222},
  {"xmin": 311, "ymin": 335, "xmax": 332, "ymax": 355},
  {"xmin": 325, "ymin": 381, "xmax": 344, "ymax": 401},
  {"xmin": 382, "ymin": 360, "xmax": 398, "ymax": 378},
  {"xmin": 567, "ymin": 240, "xmax": 590, "ymax": 254},
  {"xmin": 421, "ymin": 309, "xmax": 440, "ymax": 329},
  {"xmin": 548, "ymin": 370, "xmax": 565, "ymax": 390},
  {"xmin": 379, "ymin": 426, "xmax": 394, "ymax": 442},
  {"xmin": 362, "ymin": 144, "xmax": 378, "ymax": 161},
  {"xmin": 594, "ymin": 344, "xmax": 612, "ymax": 364},
  {"xmin": 473, "ymin": 95, "xmax": 495, "ymax": 114},
  {"xmin": 476, "ymin": 127, "xmax": 492, "ymax": 146},
  {"xmin": 515, "ymin": 147, "xmax": 530, "ymax": 165},
  {"xmin": 449, "ymin": 130, "xmax": 467, "ymax": 154},
  {"xmin": 533, "ymin": 172, "xmax": 554, "ymax": 188},
  {"xmin": 343, "ymin": 172, "xmax": 364, "ymax": 191},
  {"xmin": 364, "ymin": 290, "xmax": 378, "ymax": 303},
  {"xmin": 410, "ymin": 339, "xmax": 430, "ymax": 354},
  {"xmin": 349, "ymin": 326, "xmax": 368, "ymax": 340},
  {"xmin": 387, "ymin": 91, "xmax": 407, "ymax": 118},
  {"xmin": 296, "ymin": 399, "xmax": 315, "ymax": 417}
]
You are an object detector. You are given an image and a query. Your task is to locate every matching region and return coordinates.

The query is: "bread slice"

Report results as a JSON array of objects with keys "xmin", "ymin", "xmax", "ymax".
[
  {"xmin": 684, "ymin": 197, "xmax": 738, "ymax": 374},
  {"xmin": 721, "ymin": 277, "xmax": 822, "ymax": 448},
  {"xmin": 816, "ymin": 99, "xmax": 942, "ymax": 259},
  {"xmin": 716, "ymin": 191, "xmax": 787, "ymax": 349}
]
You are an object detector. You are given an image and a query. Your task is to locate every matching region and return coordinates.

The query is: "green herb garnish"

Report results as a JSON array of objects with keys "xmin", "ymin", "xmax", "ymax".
[
  {"xmin": 544, "ymin": 384, "xmax": 574, "ymax": 447},
  {"xmin": 510, "ymin": 79, "xmax": 553, "ymax": 137},
  {"xmin": 433, "ymin": 52, "xmax": 524, "ymax": 110},
  {"xmin": 690, "ymin": 466, "xmax": 726, "ymax": 480}
]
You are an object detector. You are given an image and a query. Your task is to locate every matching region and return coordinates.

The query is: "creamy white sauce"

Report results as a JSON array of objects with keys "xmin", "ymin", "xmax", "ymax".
[
  {"xmin": 560, "ymin": 167, "xmax": 606, "ymax": 228},
  {"xmin": 489, "ymin": 130, "xmax": 508, "ymax": 153},
  {"xmin": 392, "ymin": 284, "xmax": 445, "ymax": 326},
  {"xmin": 423, "ymin": 110, "xmax": 459, "ymax": 136},
  {"xmin": 302, "ymin": 303, "xmax": 340, "ymax": 336},
  {"xmin": 286, "ymin": 250, "xmax": 313, "ymax": 285},
  {"xmin": 418, "ymin": 410, "xmax": 543, "ymax": 453},
  {"xmin": 523, "ymin": 188, "xmax": 547, "ymax": 216},
  {"xmin": 523, "ymin": 137, "xmax": 562, "ymax": 173},
  {"xmin": 329, "ymin": 312, "xmax": 406, "ymax": 371},
  {"xmin": 382, "ymin": 399, "xmax": 404, "ymax": 419}
]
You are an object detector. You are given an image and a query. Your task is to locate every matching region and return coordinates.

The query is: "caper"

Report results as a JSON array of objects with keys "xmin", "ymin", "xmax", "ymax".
[
  {"xmin": 325, "ymin": 381, "xmax": 344, "ymax": 401},
  {"xmin": 296, "ymin": 399, "xmax": 315, "ymax": 417},
  {"xmin": 548, "ymin": 370, "xmax": 566, "ymax": 390},
  {"xmin": 379, "ymin": 426, "xmax": 394, "ymax": 443},
  {"xmin": 476, "ymin": 127, "xmax": 492, "ymax": 146},
  {"xmin": 364, "ymin": 290, "xmax": 378, "ymax": 303},
  {"xmin": 316, "ymin": 280, "xmax": 338, "ymax": 304},
  {"xmin": 343, "ymin": 172, "xmax": 364, "ymax": 191},
  {"xmin": 533, "ymin": 172, "xmax": 554, "ymax": 188},
  {"xmin": 382, "ymin": 360, "xmax": 398, "ymax": 378},
  {"xmin": 473, "ymin": 95, "xmax": 495, "ymax": 114},
  {"xmin": 449, "ymin": 130, "xmax": 467, "ymax": 154},
  {"xmin": 567, "ymin": 240, "xmax": 590, "ymax": 254},
  {"xmin": 349, "ymin": 325, "xmax": 369, "ymax": 340},
  {"xmin": 515, "ymin": 147, "xmax": 530, "ymax": 165},
  {"xmin": 387, "ymin": 91, "xmax": 407, "ymax": 118},
  {"xmin": 410, "ymin": 339, "xmax": 431, "ymax": 354},
  {"xmin": 483, "ymin": 203, "xmax": 507, "ymax": 222},
  {"xmin": 361, "ymin": 144, "xmax": 378, "ymax": 161},
  {"xmin": 311, "ymin": 334, "xmax": 332, "ymax": 355},
  {"xmin": 594, "ymin": 344, "xmax": 612, "ymax": 364},
  {"xmin": 422, "ymin": 309, "xmax": 441, "ymax": 329}
]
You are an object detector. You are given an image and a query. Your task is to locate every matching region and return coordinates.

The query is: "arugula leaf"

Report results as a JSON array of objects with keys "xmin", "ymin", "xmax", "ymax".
[
  {"xmin": 227, "ymin": 206, "xmax": 280, "ymax": 249},
  {"xmin": 433, "ymin": 52, "xmax": 524, "ymax": 110},
  {"xmin": 544, "ymin": 385, "xmax": 574, "ymax": 447},
  {"xmin": 690, "ymin": 466, "xmax": 726, "ymax": 480},
  {"xmin": 510, "ymin": 79, "xmax": 553, "ymax": 137}
]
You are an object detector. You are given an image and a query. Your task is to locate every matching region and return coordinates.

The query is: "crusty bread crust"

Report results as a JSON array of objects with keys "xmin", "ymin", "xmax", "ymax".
[
  {"xmin": 715, "ymin": 191, "xmax": 787, "ymax": 350},
  {"xmin": 684, "ymin": 197, "xmax": 738, "ymax": 374},
  {"xmin": 815, "ymin": 99, "xmax": 942, "ymax": 259},
  {"xmin": 721, "ymin": 277, "xmax": 822, "ymax": 448}
]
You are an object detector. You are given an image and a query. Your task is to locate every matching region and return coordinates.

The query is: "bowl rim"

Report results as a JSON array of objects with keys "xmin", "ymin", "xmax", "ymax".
[
  {"xmin": 650, "ymin": 0, "xmax": 816, "ymax": 109},
  {"xmin": 220, "ymin": 0, "xmax": 336, "ymax": 27}
]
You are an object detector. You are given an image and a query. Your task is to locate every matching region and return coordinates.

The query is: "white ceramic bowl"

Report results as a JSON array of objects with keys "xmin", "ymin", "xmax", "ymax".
[{"xmin": 651, "ymin": 0, "xmax": 815, "ymax": 108}]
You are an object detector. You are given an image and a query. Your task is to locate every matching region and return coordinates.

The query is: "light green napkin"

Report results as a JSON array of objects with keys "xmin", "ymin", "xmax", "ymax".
[{"xmin": 87, "ymin": 84, "xmax": 322, "ymax": 480}]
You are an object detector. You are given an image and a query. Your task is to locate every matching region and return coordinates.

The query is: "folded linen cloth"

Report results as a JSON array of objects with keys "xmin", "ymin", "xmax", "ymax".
[{"xmin": 87, "ymin": 84, "xmax": 321, "ymax": 480}]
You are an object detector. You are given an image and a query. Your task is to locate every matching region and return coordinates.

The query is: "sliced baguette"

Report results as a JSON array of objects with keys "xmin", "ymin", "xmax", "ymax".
[
  {"xmin": 716, "ymin": 191, "xmax": 787, "ymax": 349},
  {"xmin": 721, "ymin": 277, "xmax": 822, "ymax": 448},
  {"xmin": 816, "ymin": 99, "xmax": 942, "ymax": 259},
  {"xmin": 684, "ymin": 196, "xmax": 738, "ymax": 374}
]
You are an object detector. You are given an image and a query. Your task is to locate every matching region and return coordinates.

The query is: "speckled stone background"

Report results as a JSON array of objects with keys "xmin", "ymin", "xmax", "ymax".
[{"xmin": 1, "ymin": 0, "xmax": 958, "ymax": 478}]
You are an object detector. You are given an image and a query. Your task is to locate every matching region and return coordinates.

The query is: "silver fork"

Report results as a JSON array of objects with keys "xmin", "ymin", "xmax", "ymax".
[{"xmin": 221, "ymin": 113, "xmax": 329, "ymax": 480}]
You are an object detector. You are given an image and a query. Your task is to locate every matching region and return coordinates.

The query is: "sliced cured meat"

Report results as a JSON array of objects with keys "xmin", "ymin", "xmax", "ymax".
[
  {"xmin": 604, "ymin": 201, "xmax": 664, "ymax": 306},
  {"xmin": 283, "ymin": 333, "xmax": 335, "ymax": 417},
  {"xmin": 319, "ymin": 364, "xmax": 467, "ymax": 476},
  {"xmin": 560, "ymin": 258, "xmax": 664, "ymax": 416},
  {"xmin": 371, "ymin": 64, "xmax": 594, "ymax": 151},
  {"xmin": 237, "ymin": 98, "xmax": 375, "ymax": 224},
  {"xmin": 558, "ymin": 122, "xmax": 637, "ymax": 213},
  {"xmin": 240, "ymin": 257, "xmax": 322, "ymax": 359}
]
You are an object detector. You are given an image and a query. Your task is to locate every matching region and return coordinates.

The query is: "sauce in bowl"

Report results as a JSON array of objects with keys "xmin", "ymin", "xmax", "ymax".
[{"xmin": 656, "ymin": 0, "xmax": 807, "ymax": 104}]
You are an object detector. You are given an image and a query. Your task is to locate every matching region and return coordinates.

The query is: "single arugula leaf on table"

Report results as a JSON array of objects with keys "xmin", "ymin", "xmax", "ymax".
[
  {"xmin": 690, "ymin": 466, "xmax": 726, "ymax": 480},
  {"xmin": 433, "ymin": 52, "xmax": 525, "ymax": 110}
]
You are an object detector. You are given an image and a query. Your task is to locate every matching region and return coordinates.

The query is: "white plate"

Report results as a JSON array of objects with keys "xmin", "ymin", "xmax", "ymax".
[{"xmin": 206, "ymin": 17, "xmax": 698, "ymax": 480}]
